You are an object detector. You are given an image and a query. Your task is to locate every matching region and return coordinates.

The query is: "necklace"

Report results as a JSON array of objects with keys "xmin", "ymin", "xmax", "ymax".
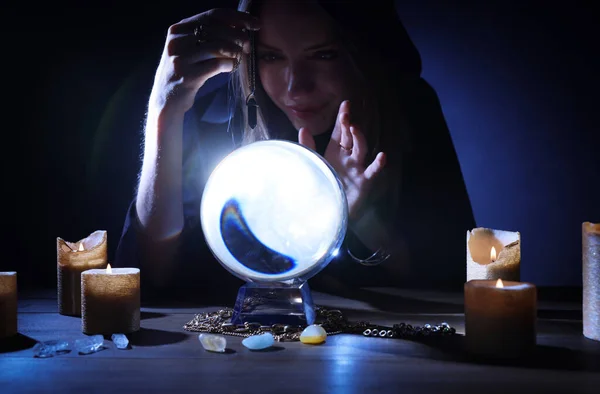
[
  {"xmin": 183, "ymin": 306, "xmax": 456, "ymax": 342},
  {"xmin": 246, "ymin": 30, "xmax": 258, "ymax": 130}
]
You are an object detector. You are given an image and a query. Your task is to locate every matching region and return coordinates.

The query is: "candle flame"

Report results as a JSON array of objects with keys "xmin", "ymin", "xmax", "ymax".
[
  {"xmin": 78, "ymin": 243, "xmax": 84, "ymax": 251},
  {"xmin": 496, "ymin": 278, "xmax": 504, "ymax": 288},
  {"xmin": 106, "ymin": 264, "xmax": 112, "ymax": 274},
  {"xmin": 490, "ymin": 246, "xmax": 497, "ymax": 262}
]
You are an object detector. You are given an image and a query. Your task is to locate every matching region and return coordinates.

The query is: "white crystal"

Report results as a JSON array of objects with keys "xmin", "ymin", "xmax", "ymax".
[
  {"xmin": 75, "ymin": 335, "xmax": 104, "ymax": 354},
  {"xmin": 111, "ymin": 333, "xmax": 129, "ymax": 349},
  {"xmin": 33, "ymin": 343, "xmax": 54, "ymax": 358},
  {"xmin": 242, "ymin": 333, "xmax": 275, "ymax": 350},
  {"xmin": 33, "ymin": 340, "xmax": 70, "ymax": 358},
  {"xmin": 198, "ymin": 334, "xmax": 227, "ymax": 353}
]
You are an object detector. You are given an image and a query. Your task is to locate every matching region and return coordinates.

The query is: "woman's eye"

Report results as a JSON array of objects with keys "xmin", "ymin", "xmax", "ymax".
[
  {"xmin": 314, "ymin": 50, "xmax": 338, "ymax": 60},
  {"xmin": 258, "ymin": 52, "xmax": 281, "ymax": 62}
]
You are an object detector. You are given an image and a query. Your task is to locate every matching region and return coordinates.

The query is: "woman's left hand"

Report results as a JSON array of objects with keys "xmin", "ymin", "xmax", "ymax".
[{"xmin": 298, "ymin": 100, "xmax": 386, "ymax": 220}]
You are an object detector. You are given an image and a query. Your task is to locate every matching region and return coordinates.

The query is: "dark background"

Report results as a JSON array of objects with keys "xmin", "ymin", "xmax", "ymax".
[{"xmin": 3, "ymin": 0, "xmax": 598, "ymax": 290}]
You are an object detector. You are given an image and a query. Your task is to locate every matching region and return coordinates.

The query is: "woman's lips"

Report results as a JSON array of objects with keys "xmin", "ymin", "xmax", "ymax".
[{"xmin": 287, "ymin": 105, "xmax": 325, "ymax": 119}]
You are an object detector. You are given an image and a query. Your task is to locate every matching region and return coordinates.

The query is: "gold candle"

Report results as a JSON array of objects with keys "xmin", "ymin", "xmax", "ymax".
[
  {"xmin": 0, "ymin": 272, "xmax": 17, "ymax": 338},
  {"xmin": 465, "ymin": 279, "xmax": 536, "ymax": 358},
  {"xmin": 81, "ymin": 265, "xmax": 140, "ymax": 335},
  {"xmin": 466, "ymin": 227, "xmax": 520, "ymax": 281},
  {"xmin": 583, "ymin": 222, "xmax": 600, "ymax": 341},
  {"xmin": 57, "ymin": 230, "xmax": 108, "ymax": 316}
]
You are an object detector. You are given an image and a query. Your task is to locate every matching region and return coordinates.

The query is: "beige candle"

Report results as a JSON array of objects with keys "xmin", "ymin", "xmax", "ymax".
[
  {"xmin": 465, "ymin": 279, "xmax": 536, "ymax": 358},
  {"xmin": 583, "ymin": 222, "xmax": 600, "ymax": 341},
  {"xmin": 57, "ymin": 230, "xmax": 108, "ymax": 316},
  {"xmin": 81, "ymin": 265, "xmax": 140, "ymax": 335},
  {"xmin": 467, "ymin": 227, "xmax": 520, "ymax": 281},
  {"xmin": 0, "ymin": 272, "xmax": 17, "ymax": 338}
]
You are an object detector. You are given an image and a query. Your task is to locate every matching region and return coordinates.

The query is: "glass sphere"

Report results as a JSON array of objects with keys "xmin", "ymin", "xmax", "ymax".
[{"xmin": 201, "ymin": 140, "xmax": 348, "ymax": 284}]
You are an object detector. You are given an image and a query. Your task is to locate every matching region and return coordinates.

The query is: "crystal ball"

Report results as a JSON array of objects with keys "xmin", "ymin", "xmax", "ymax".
[{"xmin": 200, "ymin": 140, "xmax": 348, "ymax": 283}]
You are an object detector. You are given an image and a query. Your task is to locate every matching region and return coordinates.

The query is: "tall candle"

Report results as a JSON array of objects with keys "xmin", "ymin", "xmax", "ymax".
[
  {"xmin": 57, "ymin": 230, "xmax": 108, "ymax": 316},
  {"xmin": 81, "ymin": 265, "xmax": 140, "ymax": 335},
  {"xmin": 464, "ymin": 279, "xmax": 536, "ymax": 358},
  {"xmin": 583, "ymin": 222, "xmax": 600, "ymax": 341},
  {"xmin": 0, "ymin": 272, "xmax": 17, "ymax": 338},
  {"xmin": 467, "ymin": 227, "xmax": 520, "ymax": 281}
]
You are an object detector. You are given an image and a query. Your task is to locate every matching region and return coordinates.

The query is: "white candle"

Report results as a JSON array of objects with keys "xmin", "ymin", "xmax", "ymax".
[
  {"xmin": 465, "ymin": 279, "xmax": 536, "ymax": 358},
  {"xmin": 57, "ymin": 230, "xmax": 108, "ymax": 316},
  {"xmin": 583, "ymin": 222, "xmax": 600, "ymax": 341},
  {"xmin": 466, "ymin": 227, "xmax": 520, "ymax": 281},
  {"xmin": 81, "ymin": 265, "xmax": 140, "ymax": 335},
  {"xmin": 0, "ymin": 272, "xmax": 17, "ymax": 338}
]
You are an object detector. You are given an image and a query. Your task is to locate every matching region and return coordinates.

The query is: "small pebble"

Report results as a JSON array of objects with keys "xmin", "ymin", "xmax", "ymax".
[
  {"xmin": 198, "ymin": 333, "xmax": 227, "ymax": 353},
  {"xmin": 111, "ymin": 333, "xmax": 129, "ymax": 349},
  {"xmin": 299, "ymin": 324, "xmax": 327, "ymax": 345},
  {"xmin": 242, "ymin": 333, "xmax": 274, "ymax": 350}
]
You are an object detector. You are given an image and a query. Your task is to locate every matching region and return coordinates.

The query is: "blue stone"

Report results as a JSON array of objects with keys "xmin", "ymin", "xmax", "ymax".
[{"xmin": 242, "ymin": 333, "xmax": 275, "ymax": 350}]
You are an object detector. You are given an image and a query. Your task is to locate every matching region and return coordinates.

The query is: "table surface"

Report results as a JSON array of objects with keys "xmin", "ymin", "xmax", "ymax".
[{"xmin": 1, "ymin": 286, "xmax": 599, "ymax": 394}]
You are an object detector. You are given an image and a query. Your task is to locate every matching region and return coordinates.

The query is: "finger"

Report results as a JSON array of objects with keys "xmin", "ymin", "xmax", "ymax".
[
  {"xmin": 194, "ymin": 24, "xmax": 252, "ymax": 53},
  {"xmin": 173, "ymin": 39, "xmax": 245, "ymax": 66},
  {"xmin": 167, "ymin": 25, "xmax": 250, "ymax": 57},
  {"xmin": 340, "ymin": 113, "xmax": 353, "ymax": 152},
  {"xmin": 186, "ymin": 58, "xmax": 239, "ymax": 90},
  {"xmin": 176, "ymin": 8, "xmax": 261, "ymax": 33},
  {"xmin": 298, "ymin": 127, "xmax": 317, "ymax": 152},
  {"xmin": 330, "ymin": 100, "xmax": 350, "ymax": 145},
  {"xmin": 363, "ymin": 152, "xmax": 386, "ymax": 180},
  {"xmin": 349, "ymin": 125, "xmax": 368, "ymax": 163}
]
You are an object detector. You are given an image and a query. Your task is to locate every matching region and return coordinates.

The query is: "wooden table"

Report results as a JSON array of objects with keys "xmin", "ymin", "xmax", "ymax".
[{"xmin": 1, "ymin": 287, "xmax": 599, "ymax": 393}]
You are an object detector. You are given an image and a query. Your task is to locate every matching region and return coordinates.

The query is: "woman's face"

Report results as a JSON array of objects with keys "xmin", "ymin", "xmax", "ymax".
[{"xmin": 257, "ymin": 0, "xmax": 361, "ymax": 136}]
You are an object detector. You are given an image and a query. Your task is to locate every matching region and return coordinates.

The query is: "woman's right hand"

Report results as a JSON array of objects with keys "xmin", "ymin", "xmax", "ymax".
[{"xmin": 149, "ymin": 9, "xmax": 261, "ymax": 116}]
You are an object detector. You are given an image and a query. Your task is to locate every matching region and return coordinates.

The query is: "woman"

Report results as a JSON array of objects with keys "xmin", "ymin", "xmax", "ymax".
[{"xmin": 115, "ymin": 0, "xmax": 475, "ymax": 298}]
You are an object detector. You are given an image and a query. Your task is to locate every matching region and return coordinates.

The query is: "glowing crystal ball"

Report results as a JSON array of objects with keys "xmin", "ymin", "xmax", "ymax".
[{"xmin": 201, "ymin": 140, "xmax": 348, "ymax": 283}]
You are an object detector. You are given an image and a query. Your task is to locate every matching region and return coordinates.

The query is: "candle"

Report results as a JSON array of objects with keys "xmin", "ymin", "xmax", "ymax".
[
  {"xmin": 466, "ymin": 227, "xmax": 520, "ymax": 281},
  {"xmin": 57, "ymin": 230, "xmax": 108, "ymax": 316},
  {"xmin": 81, "ymin": 264, "xmax": 140, "ymax": 335},
  {"xmin": 583, "ymin": 222, "xmax": 600, "ymax": 341},
  {"xmin": 0, "ymin": 272, "xmax": 17, "ymax": 338},
  {"xmin": 464, "ymin": 279, "xmax": 536, "ymax": 358}
]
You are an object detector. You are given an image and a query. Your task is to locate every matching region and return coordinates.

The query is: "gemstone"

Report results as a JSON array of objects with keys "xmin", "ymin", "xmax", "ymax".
[
  {"xmin": 242, "ymin": 333, "xmax": 275, "ymax": 350},
  {"xmin": 198, "ymin": 333, "xmax": 227, "ymax": 353},
  {"xmin": 111, "ymin": 333, "xmax": 129, "ymax": 349},
  {"xmin": 33, "ymin": 343, "xmax": 54, "ymax": 358},
  {"xmin": 33, "ymin": 340, "xmax": 70, "ymax": 358},
  {"xmin": 299, "ymin": 324, "xmax": 327, "ymax": 344},
  {"xmin": 75, "ymin": 335, "xmax": 104, "ymax": 355}
]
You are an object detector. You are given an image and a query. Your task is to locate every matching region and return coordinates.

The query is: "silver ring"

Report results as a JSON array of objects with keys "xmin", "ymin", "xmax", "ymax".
[{"xmin": 194, "ymin": 24, "xmax": 208, "ymax": 45}]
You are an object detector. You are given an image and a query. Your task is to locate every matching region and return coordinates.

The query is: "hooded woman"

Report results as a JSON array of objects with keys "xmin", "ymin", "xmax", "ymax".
[{"xmin": 115, "ymin": 0, "xmax": 475, "ymax": 299}]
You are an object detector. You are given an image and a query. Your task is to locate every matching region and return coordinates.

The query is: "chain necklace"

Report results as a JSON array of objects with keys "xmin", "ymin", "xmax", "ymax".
[
  {"xmin": 183, "ymin": 306, "xmax": 456, "ymax": 342},
  {"xmin": 246, "ymin": 30, "xmax": 258, "ymax": 130}
]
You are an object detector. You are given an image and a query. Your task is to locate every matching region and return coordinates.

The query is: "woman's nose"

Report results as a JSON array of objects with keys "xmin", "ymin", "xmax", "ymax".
[{"xmin": 286, "ymin": 61, "xmax": 315, "ymax": 98}]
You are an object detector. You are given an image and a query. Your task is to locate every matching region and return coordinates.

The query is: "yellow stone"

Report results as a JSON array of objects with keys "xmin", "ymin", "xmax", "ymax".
[{"xmin": 299, "ymin": 324, "xmax": 327, "ymax": 344}]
